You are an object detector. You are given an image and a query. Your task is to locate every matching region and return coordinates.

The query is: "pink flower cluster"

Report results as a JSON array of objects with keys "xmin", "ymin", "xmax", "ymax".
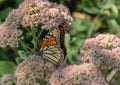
[
  {"xmin": 49, "ymin": 63, "xmax": 108, "ymax": 85},
  {"xmin": 1, "ymin": 74, "xmax": 13, "ymax": 85},
  {"xmin": 15, "ymin": 55, "xmax": 55, "ymax": 85},
  {"xmin": 0, "ymin": 9, "xmax": 22, "ymax": 48},
  {"xmin": 19, "ymin": 0, "xmax": 73, "ymax": 30},
  {"xmin": 80, "ymin": 34, "xmax": 120, "ymax": 70}
]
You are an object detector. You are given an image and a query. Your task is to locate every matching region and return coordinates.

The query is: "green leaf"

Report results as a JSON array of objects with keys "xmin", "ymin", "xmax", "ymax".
[
  {"xmin": 111, "ymin": 5, "xmax": 119, "ymax": 17},
  {"xmin": 96, "ymin": 0, "xmax": 115, "ymax": 9},
  {"xmin": 0, "ymin": 61, "xmax": 16, "ymax": 75},
  {"xmin": 0, "ymin": 20, "xmax": 2, "ymax": 25},
  {"xmin": 0, "ymin": 0, "xmax": 5, "ymax": 4},
  {"xmin": 15, "ymin": 57, "xmax": 23, "ymax": 65},
  {"xmin": 114, "ymin": 78, "xmax": 120, "ymax": 85},
  {"xmin": 15, "ymin": 0, "xmax": 24, "ymax": 6},
  {"xmin": 0, "ymin": 7, "xmax": 12, "ymax": 20},
  {"xmin": 17, "ymin": 50, "xmax": 34, "ymax": 60},
  {"xmin": 17, "ymin": 50, "xmax": 27, "ymax": 59},
  {"xmin": 72, "ymin": 17, "xmax": 93, "ymax": 35},
  {"xmin": 65, "ymin": 33, "xmax": 71, "ymax": 49},
  {"xmin": 82, "ymin": 0, "xmax": 100, "ymax": 14}
]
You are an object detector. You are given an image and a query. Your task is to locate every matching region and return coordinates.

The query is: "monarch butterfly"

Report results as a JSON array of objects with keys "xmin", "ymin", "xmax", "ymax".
[{"xmin": 38, "ymin": 26, "xmax": 66, "ymax": 65}]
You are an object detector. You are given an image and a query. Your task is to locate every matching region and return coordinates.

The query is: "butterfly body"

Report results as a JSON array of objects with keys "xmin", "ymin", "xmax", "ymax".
[{"xmin": 59, "ymin": 25, "xmax": 67, "ymax": 58}]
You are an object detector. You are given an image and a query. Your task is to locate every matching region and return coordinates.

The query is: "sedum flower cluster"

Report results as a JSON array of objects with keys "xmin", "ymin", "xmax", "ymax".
[
  {"xmin": 19, "ymin": 0, "xmax": 73, "ymax": 30},
  {"xmin": 0, "ymin": 9, "xmax": 22, "ymax": 48},
  {"xmin": 15, "ymin": 55, "xmax": 55, "ymax": 85},
  {"xmin": 49, "ymin": 63, "xmax": 108, "ymax": 85},
  {"xmin": 80, "ymin": 34, "xmax": 120, "ymax": 70},
  {"xmin": 1, "ymin": 74, "xmax": 14, "ymax": 85}
]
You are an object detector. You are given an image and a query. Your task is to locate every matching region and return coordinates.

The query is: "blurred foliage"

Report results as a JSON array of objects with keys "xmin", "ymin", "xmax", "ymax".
[
  {"xmin": 0, "ymin": 61, "xmax": 16, "ymax": 76},
  {"xmin": 0, "ymin": 0, "xmax": 120, "ymax": 84}
]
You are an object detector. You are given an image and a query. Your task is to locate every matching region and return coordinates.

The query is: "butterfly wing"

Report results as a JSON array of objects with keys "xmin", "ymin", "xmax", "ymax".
[
  {"xmin": 39, "ymin": 28, "xmax": 64, "ymax": 65},
  {"xmin": 39, "ymin": 37, "xmax": 57, "ymax": 48},
  {"xmin": 40, "ymin": 45, "xmax": 64, "ymax": 64}
]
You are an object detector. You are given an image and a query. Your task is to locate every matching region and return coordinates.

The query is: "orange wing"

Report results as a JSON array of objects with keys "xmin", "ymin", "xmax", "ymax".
[{"xmin": 39, "ymin": 37, "xmax": 57, "ymax": 48}]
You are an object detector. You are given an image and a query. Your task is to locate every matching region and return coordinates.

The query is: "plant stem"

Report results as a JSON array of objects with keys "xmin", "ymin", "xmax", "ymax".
[
  {"xmin": 30, "ymin": 27, "xmax": 38, "ymax": 48},
  {"xmin": 19, "ymin": 40, "xmax": 33, "ymax": 51},
  {"xmin": 38, "ymin": 29, "xmax": 43, "ymax": 39},
  {"xmin": 106, "ymin": 68, "xmax": 118, "ymax": 84}
]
